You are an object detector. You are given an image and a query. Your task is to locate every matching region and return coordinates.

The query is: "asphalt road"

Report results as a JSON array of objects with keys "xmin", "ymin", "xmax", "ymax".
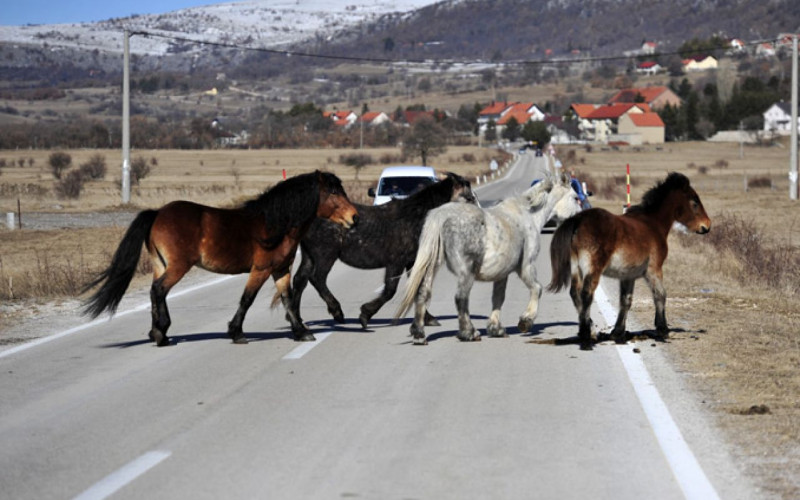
[{"xmin": 0, "ymin": 154, "xmax": 754, "ymax": 499}]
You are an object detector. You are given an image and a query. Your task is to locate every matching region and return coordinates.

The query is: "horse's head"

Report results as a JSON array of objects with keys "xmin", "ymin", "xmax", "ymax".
[
  {"xmin": 675, "ymin": 180, "xmax": 711, "ymax": 235},
  {"xmin": 316, "ymin": 171, "xmax": 359, "ymax": 229},
  {"xmin": 443, "ymin": 172, "xmax": 479, "ymax": 206},
  {"xmin": 549, "ymin": 177, "xmax": 582, "ymax": 223}
]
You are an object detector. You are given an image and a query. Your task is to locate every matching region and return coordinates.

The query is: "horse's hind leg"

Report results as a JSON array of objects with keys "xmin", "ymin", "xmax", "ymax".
[
  {"xmin": 360, "ymin": 265, "xmax": 430, "ymax": 329},
  {"xmin": 455, "ymin": 273, "xmax": 478, "ymax": 341},
  {"xmin": 645, "ymin": 271, "xmax": 669, "ymax": 341},
  {"xmin": 577, "ymin": 274, "xmax": 600, "ymax": 350},
  {"xmin": 148, "ymin": 260, "xmax": 191, "ymax": 347},
  {"xmin": 486, "ymin": 277, "xmax": 508, "ymax": 337},
  {"xmin": 308, "ymin": 253, "xmax": 345, "ymax": 324},
  {"xmin": 289, "ymin": 248, "xmax": 314, "ymax": 326},
  {"xmin": 149, "ymin": 276, "xmax": 172, "ymax": 347},
  {"xmin": 410, "ymin": 268, "xmax": 437, "ymax": 345},
  {"xmin": 275, "ymin": 270, "xmax": 314, "ymax": 342},
  {"xmin": 610, "ymin": 279, "xmax": 635, "ymax": 344},
  {"xmin": 517, "ymin": 266, "xmax": 543, "ymax": 334}
]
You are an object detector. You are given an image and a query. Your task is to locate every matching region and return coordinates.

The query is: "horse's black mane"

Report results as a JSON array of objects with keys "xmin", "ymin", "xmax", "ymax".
[
  {"xmin": 385, "ymin": 172, "xmax": 470, "ymax": 219},
  {"xmin": 245, "ymin": 170, "xmax": 343, "ymax": 249},
  {"xmin": 627, "ymin": 172, "xmax": 691, "ymax": 215}
]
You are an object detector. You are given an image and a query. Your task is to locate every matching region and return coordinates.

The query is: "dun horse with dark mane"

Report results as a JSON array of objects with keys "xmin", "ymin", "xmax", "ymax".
[
  {"xmin": 548, "ymin": 172, "xmax": 710, "ymax": 350},
  {"xmin": 83, "ymin": 170, "xmax": 358, "ymax": 346}
]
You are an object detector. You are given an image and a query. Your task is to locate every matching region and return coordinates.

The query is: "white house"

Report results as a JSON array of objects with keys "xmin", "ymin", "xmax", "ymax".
[{"xmin": 763, "ymin": 102, "xmax": 798, "ymax": 134}]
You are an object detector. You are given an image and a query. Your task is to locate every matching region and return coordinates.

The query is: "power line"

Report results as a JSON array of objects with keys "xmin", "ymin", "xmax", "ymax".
[{"xmin": 130, "ymin": 29, "xmax": 789, "ymax": 69}]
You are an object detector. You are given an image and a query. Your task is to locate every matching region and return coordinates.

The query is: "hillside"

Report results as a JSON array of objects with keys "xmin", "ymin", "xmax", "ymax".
[
  {"xmin": 326, "ymin": 0, "xmax": 800, "ymax": 60},
  {"xmin": 2, "ymin": 0, "xmax": 799, "ymax": 84}
]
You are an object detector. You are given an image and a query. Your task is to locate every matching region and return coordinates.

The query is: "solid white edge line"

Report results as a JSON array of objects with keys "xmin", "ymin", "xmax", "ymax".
[
  {"xmin": 0, "ymin": 275, "xmax": 237, "ymax": 360},
  {"xmin": 73, "ymin": 450, "xmax": 171, "ymax": 500},
  {"xmin": 282, "ymin": 331, "xmax": 333, "ymax": 360},
  {"xmin": 594, "ymin": 285, "xmax": 720, "ymax": 500}
]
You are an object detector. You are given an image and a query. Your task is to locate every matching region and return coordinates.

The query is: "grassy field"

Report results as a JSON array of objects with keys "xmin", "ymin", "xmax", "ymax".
[{"xmin": 1, "ymin": 141, "xmax": 799, "ymax": 497}]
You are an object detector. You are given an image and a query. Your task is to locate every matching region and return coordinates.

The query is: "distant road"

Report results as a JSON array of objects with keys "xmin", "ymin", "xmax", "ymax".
[{"xmin": 0, "ymin": 152, "xmax": 750, "ymax": 499}]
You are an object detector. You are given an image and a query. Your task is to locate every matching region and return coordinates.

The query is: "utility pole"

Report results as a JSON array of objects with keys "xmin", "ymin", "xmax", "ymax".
[
  {"xmin": 790, "ymin": 34, "xmax": 798, "ymax": 201},
  {"xmin": 121, "ymin": 29, "xmax": 131, "ymax": 204}
]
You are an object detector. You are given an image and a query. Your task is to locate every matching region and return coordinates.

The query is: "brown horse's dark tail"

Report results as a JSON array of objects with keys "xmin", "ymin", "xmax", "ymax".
[
  {"xmin": 82, "ymin": 210, "xmax": 158, "ymax": 318},
  {"xmin": 547, "ymin": 215, "xmax": 580, "ymax": 293}
]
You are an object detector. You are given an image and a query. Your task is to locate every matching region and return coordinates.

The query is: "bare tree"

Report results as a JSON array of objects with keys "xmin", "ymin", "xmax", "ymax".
[{"xmin": 401, "ymin": 115, "xmax": 448, "ymax": 166}]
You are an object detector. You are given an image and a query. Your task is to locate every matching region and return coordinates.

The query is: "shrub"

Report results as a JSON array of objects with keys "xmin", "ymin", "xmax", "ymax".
[
  {"xmin": 55, "ymin": 170, "xmax": 85, "ymax": 199},
  {"xmin": 48, "ymin": 151, "xmax": 72, "ymax": 180},
  {"xmin": 339, "ymin": 153, "xmax": 373, "ymax": 167},
  {"xmin": 79, "ymin": 154, "xmax": 107, "ymax": 180},
  {"xmin": 131, "ymin": 156, "xmax": 151, "ymax": 185},
  {"xmin": 747, "ymin": 176, "xmax": 771, "ymax": 189}
]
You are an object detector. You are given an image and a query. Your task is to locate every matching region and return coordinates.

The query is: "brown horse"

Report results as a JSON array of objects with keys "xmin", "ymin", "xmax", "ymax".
[
  {"xmin": 548, "ymin": 172, "xmax": 710, "ymax": 350},
  {"xmin": 82, "ymin": 170, "xmax": 358, "ymax": 346}
]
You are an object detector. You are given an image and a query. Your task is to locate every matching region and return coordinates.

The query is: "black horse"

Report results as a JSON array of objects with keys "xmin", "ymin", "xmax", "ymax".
[{"xmin": 290, "ymin": 172, "xmax": 477, "ymax": 329}]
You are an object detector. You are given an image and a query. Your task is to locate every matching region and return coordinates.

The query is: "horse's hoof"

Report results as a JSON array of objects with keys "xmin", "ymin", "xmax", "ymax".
[
  {"xmin": 611, "ymin": 329, "xmax": 628, "ymax": 344},
  {"xmin": 232, "ymin": 336, "xmax": 249, "ymax": 345},
  {"xmin": 458, "ymin": 333, "xmax": 481, "ymax": 342},
  {"xmin": 517, "ymin": 318, "xmax": 533, "ymax": 333},
  {"xmin": 156, "ymin": 337, "xmax": 171, "ymax": 347},
  {"xmin": 579, "ymin": 343, "xmax": 594, "ymax": 351},
  {"xmin": 330, "ymin": 307, "xmax": 346, "ymax": 324},
  {"xmin": 424, "ymin": 313, "xmax": 440, "ymax": 327},
  {"xmin": 487, "ymin": 324, "xmax": 507, "ymax": 338},
  {"xmin": 359, "ymin": 314, "xmax": 369, "ymax": 330},
  {"xmin": 412, "ymin": 336, "xmax": 428, "ymax": 346},
  {"xmin": 295, "ymin": 333, "xmax": 316, "ymax": 342}
]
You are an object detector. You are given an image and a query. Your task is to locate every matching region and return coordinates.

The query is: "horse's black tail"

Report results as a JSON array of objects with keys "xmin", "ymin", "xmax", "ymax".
[
  {"xmin": 82, "ymin": 210, "xmax": 158, "ymax": 318},
  {"xmin": 547, "ymin": 215, "xmax": 580, "ymax": 293}
]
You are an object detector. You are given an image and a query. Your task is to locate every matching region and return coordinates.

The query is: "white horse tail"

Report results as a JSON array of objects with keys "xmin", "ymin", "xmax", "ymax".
[{"xmin": 394, "ymin": 211, "xmax": 445, "ymax": 320}]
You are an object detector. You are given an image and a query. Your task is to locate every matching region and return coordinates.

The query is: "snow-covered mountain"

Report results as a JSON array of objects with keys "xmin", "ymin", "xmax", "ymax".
[{"xmin": 0, "ymin": 0, "xmax": 442, "ymax": 58}]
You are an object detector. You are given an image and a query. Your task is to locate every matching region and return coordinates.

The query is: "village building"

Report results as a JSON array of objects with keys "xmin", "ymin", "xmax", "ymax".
[
  {"xmin": 617, "ymin": 112, "xmax": 666, "ymax": 144},
  {"xmin": 763, "ymin": 102, "xmax": 799, "ymax": 135},
  {"xmin": 607, "ymin": 86, "xmax": 682, "ymax": 110},
  {"xmin": 636, "ymin": 61, "xmax": 662, "ymax": 75},
  {"xmin": 682, "ymin": 55, "xmax": 718, "ymax": 72}
]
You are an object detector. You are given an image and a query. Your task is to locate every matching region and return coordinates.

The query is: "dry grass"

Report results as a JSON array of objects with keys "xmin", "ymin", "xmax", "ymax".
[
  {"xmin": 0, "ymin": 146, "xmax": 498, "ymax": 212},
  {"xmin": 1, "ymin": 141, "xmax": 799, "ymax": 496},
  {"xmin": 0, "ymin": 145, "xmax": 499, "ymax": 301}
]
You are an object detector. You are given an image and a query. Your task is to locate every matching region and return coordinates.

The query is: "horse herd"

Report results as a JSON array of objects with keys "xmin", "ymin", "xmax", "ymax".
[{"xmin": 83, "ymin": 169, "xmax": 711, "ymax": 351}]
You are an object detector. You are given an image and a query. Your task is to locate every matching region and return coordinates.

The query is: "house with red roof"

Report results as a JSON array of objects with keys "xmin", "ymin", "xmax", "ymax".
[
  {"xmin": 618, "ymin": 112, "xmax": 665, "ymax": 144},
  {"xmin": 636, "ymin": 61, "xmax": 662, "ymax": 75},
  {"xmin": 478, "ymin": 101, "xmax": 545, "ymax": 138},
  {"xmin": 583, "ymin": 103, "xmax": 650, "ymax": 143},
  {"xmin": 357, "ymin": 111, "xmax": 391, "ymax": 126},
  {"xmin": 323, "ymin": 110, "xmax": 358, "ymax": 128},
  {"xmin": 607, "ymin": 86, "xmax": 682, "ymax": 110}
]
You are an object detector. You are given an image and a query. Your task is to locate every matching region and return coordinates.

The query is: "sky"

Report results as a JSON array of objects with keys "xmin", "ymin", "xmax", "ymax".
[{"xmin": 2, "ymin": 0, "xmax": 224, "ymax": 26}]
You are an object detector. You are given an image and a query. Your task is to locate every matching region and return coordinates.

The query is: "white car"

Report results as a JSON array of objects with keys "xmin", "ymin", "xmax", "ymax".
[{"xmin": 368, "ymin": 166, "xmax": 438, "ymax": 205}]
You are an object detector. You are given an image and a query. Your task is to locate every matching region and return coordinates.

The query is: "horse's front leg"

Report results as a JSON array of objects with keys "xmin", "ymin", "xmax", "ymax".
[
  {"xmin": 275, "ymin": 271, "xmax": 314, "ymax": 342},
  {"xmin": 644, "ymin": 271, "xmax": 668, "ymax": 341},
  {"xmin": 486, "ymin": 277, "xmax": 508, "ymax": 337},
  {"xmin": 611, "ymin": 279, "xmax": 635, "ymax": 344},
  {"xmin": 455, "ymin": 273, "xmax": 478, "ymax": 342},
  {"xmin": 228, "ymin": 268, "xmax": 270, "ymax": 344}
]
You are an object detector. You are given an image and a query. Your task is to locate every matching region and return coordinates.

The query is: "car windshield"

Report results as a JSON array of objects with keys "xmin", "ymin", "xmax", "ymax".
[{"xmin": 377, "ymin": 176, "xmax": 435, "ymax": 197}]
